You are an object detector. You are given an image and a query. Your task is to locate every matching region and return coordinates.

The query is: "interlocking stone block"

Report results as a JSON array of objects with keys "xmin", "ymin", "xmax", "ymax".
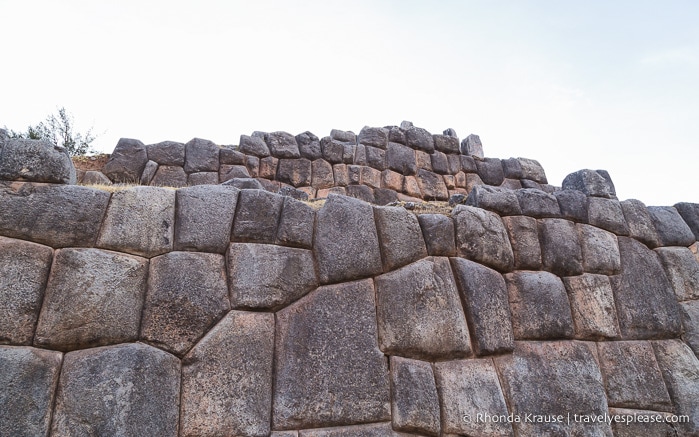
[
  {"xmin": 34, "ymin": 248, "xmax": 148, "ymax": 351},
  {"xmin": 274, "ymin": 279, "xmax": 390, "ymax": 429},
  {"xmin": 272, "ymin": 432, "xmax": 299, "ymax": 437},
  {"xmin": 374, "ymin": 188, "xmax": 398, "ymax": 205},
  {"xmin": 296, "ymin": 131, "xmax": 322, "ymax": 160},
  {"xmin": 240, "ymin": 134, "xmax": 270, "ymax": 157},
  {"xmin": 358, "ymin": 126, "xmax": 389, "ymax": 149},
  {"xmin": 502, "ymin": 216, "xmax": 542, "ymax": 270},
  {"xmin": 460, "ymin": 134, "xmax": 484, "ymax": 158},
  {"xmin": 259, "ymin": 156, "xmax": 279, "ymax": 179},
  {"xmin": 277, "ymin": 197, "xmax": 316, "ymax": 248},
  {"xmin": 278, "ymin": 158, "xmax": 312, "ymax": 187},
  {"xmin": 0, "ymin": 137, "xmax": 76, "ymax": 184},
  {"xmin": 598, "ymin": 341, "xmax": 672, "ymax": 411},
  {"xmin": 0, "ymin": 183, "xmax": 110, "ymax": 248},
  {"xmin": 219, "ymin": 146, "xmax": 246, "ymax": 165},
  {"xmin": 181, "ymin": 311, "xmax": 274, "ymax": 437},
  {"xmin": 0, "ymin": 237, "xmax": 53, "ymax": 345},
  {"xmin": 330, "ymin": 129, "xmax": 356, "ymax": 143},
  {"xmin": 647, "ymin": 205, "xmax": 696, "ymax": 247},
  {"xmin": 97, "ymin": 186, "xmax": 175, "ymax": 257},
  {"xmin": 516, "ymin": 188, "xmax": 561, "ymax": 217},
  {"xmin": 495, "ymin": 341, "xmax": 612, "ymax": 436},
  {"xmin": 232, "ymin": 189, "xmax": 285, "ymax": 243},
  {"xmin": 562, "ymin": 168, "xmax": 616, "ymax": 198},
  {"xmin": 402, "ymin": 175, "xmax": 421, "ymax": 197},
  {"xmin": 103, "ymin": 138, "xmax": 148, "ymax": 182},
  {"xmin": 390, "ymin": 356, "xmax": 440, "ymax": 436},
  {"xmin": 460, "ymin": 154, "xmax": 477, "ymax": 172},
  {"xmin": 365, "ymin": 145, "xmax": 387, "ymax": 170},
  {"xmin": 321, "ymin": 137, "xmax": 345, "ymax": 163},
  {"xmin": 435, "ymin": 358, "xmax": 513, "ymax": 437},
  {"xmin": 298, "ymin": 423, "xmax": 402, "ymax": 437},
  {"xmin": 655, "ymin": 246, "xmax": 699, "ymax": 301},
  {"xmin": 187, "ymin": 171, "xmax": 218, "ymax": 185},
  {"xmin": 184, "ymin": 137, "xmax": 220, "ymax": 173},
  {"xmin": 433, "ymin": 133, "xmax": 459, "ymax": 154},
  {"xmin": 0, "ymin": 346, "xmax": 62, "ymax": 437},
  {"xmin": 610, "ymin": 237, "xmax": 682, "ymax": 339},
  {"xmin": 447, "ymin": 154, "xmax": 462, "ymax": 174},
  {"xmin": 52, "ymin": 343, "xmax": 180, "ymax": 436},
  {"xmin": 453, "ymin": 205, "xmax": 515, "ymax": 272},
  {"xmin": 415, "ymin": 149, "xmax": 431, "ymax": 172},
  {"xmin": 563, "ymin": 274, "xmax": 621, "ymax": 340},
  {"xmin": 374, "ymin": 206, "xmax": 427, "ymax": 271},
  {"xmin": 451, "ymin": 258, "xmax": 514, "ymax": 355},
  {"xmin": 609, "ymin": 408, "xmax": 678, "ymax": 437},
  {"xmin": 502, "ymin": 157, "xmax": 523, "ymax": 178},
  {"xmin": 150, "ymin": 164, "xmax": 187, "ymax": 187},
  {"xmin": 375, "ymin": 258, "xmax": 471, "ymax": 360},
  {"xmin": 518, "ymin": 157, "xmax": 547, "ymax": 183},
  {"xmin": 578, "ymin": 223, "xmax": 621, "ymax": 275},
  {"xmin": 554, "ymin": 189, "xmax": 589, "ymax": 223},
  {"xmin": 405, "ymin": 126, "xmax": 435, "ymax": 152},
  {"xmin": 174, "ymin": 185, "xmax": 238, "ymax": 253},
  {"xmin": 147, "ymin": 140, "xmax": 185, "ymax": 166},
  {"xmin": 141, "ymin": 252, "xmax": 229, "ymax": 356},
  {"xmin": 332, "ymin": 163, "xmax": 349, "ymax": 186},
  {"xmin": 465, "ymin": 185, "xmax": 522, "ymax": 216},
  {"xmin": 311, "ymin": 159, "xmax": 334, "ymax": 189},
  {"xmin": 588, "ymin": 197, "xmax": 630, "ymax": 235},
  {"xmin": 500, "ymin": 178, "xmax": 522, "ymax": 190},
  {"xmin": 675, "ymin": 202, "xmax": 699, "ymax": 240},
  {"xmin": 361, "ymin": 165, "xmax": 381, "ymax": 188},
  {"xmin": 430, "ymin": 150, "xmax": 449, "ymax": 174},
  {"xmin": 418, "ymin": 213, "xmax": 456, "ymax": 256},
  {"xmin": 246, "ymin": 154, "xmax": 260, "ymax": 177},
  {"xmin": 505, "ymin": 271, "xmax": 574, "ymax": 340},
  {"xmin": 538, "ymin": 218, "xmax": 584, "ymax": 276},
  {"xmin": 475, "ymin": 157, "xmax": 505, "ymax": 186},
  {"xmin": 346, "ymin": 184, "xmax": 375, "ymax": 203},
  {"xmin": 219, "ymin": 164, "xmax": 250, "ymax": 182},
  {"xmin": 266, "ymin": 131, "xmax": 301, "ymax": 158},
  {"xmin": 386, "ymin": 142, "xmax": 417, "ymax": 175},
  {"xmin": 82, "ymin": 170, "xmax": 111, "ymax": 185},
  {"xmin": 680, "ymin": 300, "xmax": 699, "ymax": 357},
  {"xmin": 620, "ymin": 199, "xmax": 661, "ymax": 248},
  {"xmin": 228, "ymin": 243, "xmax": 317, "ymax": 310},
  {"xmin": 380, "ymin": 169, "xmax": 403, "ymax": 191},
  {"xmin": 139, "ymin": 161, "xmax": 157, "ymax": 184}
]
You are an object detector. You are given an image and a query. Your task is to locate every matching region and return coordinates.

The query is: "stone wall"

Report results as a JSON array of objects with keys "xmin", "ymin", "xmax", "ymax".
[{"xmin": 1, "ymin": 128, "xmax": 699, "ymax": 436}]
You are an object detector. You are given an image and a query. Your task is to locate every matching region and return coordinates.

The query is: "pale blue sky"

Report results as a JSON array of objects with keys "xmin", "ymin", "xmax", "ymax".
[{"xmin": 2, "ymin": 0, "xmax": 697, "ymax": 204}]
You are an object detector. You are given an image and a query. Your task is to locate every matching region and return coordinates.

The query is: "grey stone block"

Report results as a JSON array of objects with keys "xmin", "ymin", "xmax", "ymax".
[
  {"xmin": 296, "ymin": 131, "xmax": 323, "ymax": 160},
  {"xmin": 609, "ymin": 408, "xmax": 678, "ymax": 437},
  {"xmin": 274, "ymin": 279, "xmax": 390, "ymax": 429},
  {"xmin": 147, "ymin": 140, "xmax": 185, "ymax": 166},
  {"xmin": 184, "ymin": 137, "xmax": 219, "ymax": 173},
  {"xmin": 150, "ymin": 165, "xmax": 187, "ymax": 187},
  {"xmin": 311, "ymin": 159, "xmax": 334, "ymax": 189},
  {"xmin": 298, "ymin": 423, "xmax": 398, "ymax": 437},
  {"xmin": 447, "ymin": 154, "xmax": 462, "ymax": 174},
  {"xmin": 346, "ymin": 184, "xmax": 375, "ymax": 203},
  {"xmin": 246, "ymin": 155, "xmax": 260, "ymax": 177},
  {"xmin": 647, "ymin": 205, "xmax": 696, "ymax": 247},
  {"xmin": 460, "ymin": 155, "xmax": 477, "ymax": 172},
  {"xmin": 652, "ymin": 340, "xmax": 699, "ymax": 435},
  {"xmin": 415, "ymin": 169, "xmax": 448, "ymax": 200},
  {"xmin": 219, "ymin": 164, "xmax": 250, "ymax": 182},
  {"xmin": 221, "ymin": 177, "xmax": 265, "ymax": 190},
  {"xmin": 390, "ymin": 356, "xmax": 440, "ymax": 436},
  {"xmin": 103, "ymin": 138, "xmax": 148, "ymax": 183},
  {"xmin": 386, "ymin": 142, "xmax": 417, "ymax": 175},
  {"xmin": 96, "ymin": 186, "xmax": 175, "ymax": 257},
  {"xmin": 563, "ymin": 274, "xmax": 621, "ymax": 340},
  {"xmin": 502, "ymin": 216, "xmax": 542, "ymax": 270},
  {"xmin": 321, "ymin": 137, "xmax": 345, "ymax": 163},
  {"xmin": 433, "ymin": 134, "xmax": 460, "ymax": 154},
  {"xmin": 578, "ymin": 223, "xmax": 621, "ymax": 275},
  {"xmin": 139, "ymin": 161, "xmax": 157, "ymax": 185},
  {"xmin": 141, "ymin": 252, "xmax": 230, "ymax": 356},
  {"xmin": 588, "ymin": 197, "xmax": 630, "ymax": 235},
  {"xmin": 655, "ymin": 246, "xmax": 699, "ymax": 301},
  {"xmin": 240, "ymin": 134, "xmax": 270, "ymax": 157},
  {"xmin": 374, "ymin": 188, "xmax": 398, "ymax": 205},
  {"xmin": 675, "ymin": 202, "xmax": 699, "ymax": 240},
  {"xmin": 374, "ymin": 206, "xmax": 427, "ymax": 271},
  {"xmin": 515, "ymin": 188, "xmax": 561, "ymax": 217},
  {"xmin": 358, "ymin": 126, "xmax": 389, "ymax": 149},
  {"xmin": 562, "ymin": 169, "xmax": 617, "ymax": 198},
  {"xmin": 405, "ymin": 126, "xmax": 434, "ymax": 152},
  {"xmin": 680, "ymin": 300, "xmax": 699, "ymax": 357},
  {"xmin": 465, "ymin": 185, "xmax": 522, "ymax": 216},
  {"xmin": 175, "ymin": 185, "xmax": 238, "ymax": 253},
  {"xmin": 418, "ymin": 213, "xmax": 456, "ymax": 256},
  {"xmin": 475, "ymin": 157, "xmax": 505, "ymax": 186},
  {"xmin": 365, "ymin": 145, "xmax": 387, "ymax": 170},
  {"xmin": 538, "ymin": 218, "xmax": 584, "ymax": 276},
  {"xmin": 34, "ymin": 248, "xmax": 148, "ymax": 351},
  {"xmin": 453, "ymin": 205, "xmax": 515, "ymax": 272},
  {"xmin": 388, "ymin": 125, "xmax": 406, "ymax": 144},
  {"xmin": 219, "ymin": 146, "xmax": 246, "ymax": 165},
  {"xmin": 0, "ymin": 237, "xmax": 53, "ymax": 345},
  {"xmin": 278, "ymin": 158, "xmax": 312, "ymax": 187},
  {"xmin": 518, "ymin": 157, "xmax": 547, "ymax": 183},
  {"xmin": 277, "ymin": 197, "xmax": 315, "ymax": 248},
  {"xmin": 430, "ymin": 150, "xmax": 449, "ymax": 174},
  {"xmin": 82, "ymin": 170, "xmax": 112, "ymax": 185},
  {"xmin": 330, "ymin": 129, "xmax": 356, "ymax": 143},
  {"xmin": 554, "ymin": 189, "xmax": 589, "ymax": 222},
  {"xmin": 621, "ymin": 199, "xmax": 661, "ymax": 247},
  {"xmin": 375, "ymin": 257, "xmax": 471, "ymax": 360},
  {"xmin": 502, "ymin": 157, "xmax": 523, "ymax": 179},
  {"xmin": 460, "ymin": 134, "xmax": 484, "ymax": 158},
  {"xmin": 187, "ymin": 171, "xmax": 219, "ymax": 185},
  {"xmin": 232, "ymin": 189, "xmax": 284, "ymax": 243}
]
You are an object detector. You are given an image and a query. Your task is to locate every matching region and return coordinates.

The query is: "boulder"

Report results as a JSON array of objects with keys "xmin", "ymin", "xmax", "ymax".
[
  {"xmin": 475, "ymin": 157, "xmax": 505, "ymax": 186},
  {"xmin": 501, "ymin": 216, "xmax": 542, "ymax": 270},
  {"xmin": 150, "ymin": 165, "xmax": 187, "ymax": 187},
  {"xmin": 588, "ymin": 197, "xmax": 630, "ymax": 235},
  {"xmin": 174, "ymin": 185, "xmax": 238, "ymax": 253},
  {"xmin": 388, "ymin": 125, "xmax": 406, "ymax": 144},
  {"xmin": 647, "ymin": 205, "xmax": 696, "ymax": 247},
  {"xmin": 433, "ymin": 134, "xmax": 460, "ymax": 154},
  {"xmin": 465, "ymin": 185, "xmax": 522, "ymax": 216},
  {"xmin": 277, "ymin": 197, "xmax": 316, "ymax": 248},
  {"xmin": 390, "ymin": 356, "xmax": 440, "ymax": 436},
  {"xmin": 373, "ymin": 206, "xmax": 427, "ymax": 271},
  {"xmin": 515, "ymin": 188, "xmax": 560, "ymax": 217},
  {"xmin": 405, "ymin": 126, "xmax": 434, "ymax": 152},
  {"xmin": 460, "ymin": 134, "xmax": 484, "ymax": 158},
  {"xmin": 554, "ymin": 189, "xmax": 588, "ymax": 223},
  {"xmin": 0, "ymin": 137, "xmax": 76, "ymax": 184},
  {"xmin": 538, "ymin": 218, "xmax": 584, "ymax": 276},
  {"xmin": 321, "ymin": 137, "xmax": 345, "ymax": 163},
  {"xmin": 447, "ymin": 154, "xmax": 462, "ymax": 174},
  {"xmin": 675, "ymin": 202, "xmax": 699, "ymax": 240},
  {"xmin": 266, "ymin": 131, "xmax": 301, "ymax": 158},
  {"xmin": 358, "ymin": 126, "xmax": 389, "ymax": 149},
  {"xmin": 578, "ymin": 223, "xmax": 621, "ymax": 275},
  {"xmin": 232, "ymin": 189, "xmax": 285, "ymax": 243},
  {"xmin": 146, "ymin": 140, "xmax": 185, "ymax": 166},
  {"xmin": 386, "ymin": 142, "xmax": 417, "ymax": 175},
  {"xmin": 561, "ymin": 168, "xmax": 616, "ymax": 198},
  {"xmin": 502, "ymin": 157, "xmax": 523, "ymax": 179},
  {"xmin": 103, "ymin": 138, "xmax": 148, "ymax": 183},
  {"xmin": 518, "ymin": 157, "xmax": 547, "ymax": 183},
  {"xmin": 365, "ymin": 145, "xmax": 387, "ymax": 170},
  {"xmin": 330, "ymin": 129, "xmax": 356, "ymax": 143},
  {"xmin": 296, "ymin": 131, "xmax": 323, "ymax": 160},
  {"xmin": 652, "ymin": 340, "xmax": 699, "ymax": 435},
  {"xmin": 184, "ymin": 138, "xmax": 219, "ymax": 173},
  {"xmin": 620, "ymin": 199, "xmax": 661, "ymax": 247},
  {"xmin": 655, "ymin": 246, "xmax": 699, "ymax": 301},
  {"xmin": 453, "ymin": 205, "xmax": 515, "ymax": 272},
  {"xmin": 240, "ymin": 134, "xmax": 270, "ymax": 157},
  {"xmin": 278, "ymin": 158, "xmax": 312, "ymax": 187},
  {"xmin": 417, "ymin": 213, "xmax": 456, "ymax": 256},
  {"xmin": 562, "ymin": 274, "xmax": 621, "ymax": 340}
]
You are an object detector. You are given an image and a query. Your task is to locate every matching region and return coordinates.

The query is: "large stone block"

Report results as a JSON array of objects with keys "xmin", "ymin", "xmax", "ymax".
[
  {"xmin": 451, "ymin": 258, "xmax": 514, "ymax": 355},
  {"xmin": 655, "ymin": 246, "xmax": 699, "ymax": 301},
  {"xmin": 475, "ymin": 157, "xmax": 505, "ymax": 186},
  {"xmin": 502, "ymin": 215, "xmax": 542, "ymax": 270},
  {"xmin": 232, "ymin": 189, "xmax": 285, "ymax": 243},
  {"xmin": 219, "ymin": 163, "xmax": 250, "ymax": 182},
  {"xmin": 34, "ymin": 248, "xmax": 148, "ymax": 351},
  {"xmin": 96, "ymin": 186, "xmax": 175, "ymax": 257},
  {"xmin": 465, "ymin": 185, "xmax": 522, "ymax": 216},
  {"xmin": 346, "ymin": 184, "xmax": 375, "ymax": 203},
  {"xmin": 675, "ymin": 202, "xmax": 699, "ymax": 240},
  {"xmin": 274, "ymin": 279, "xmax": 390, "ymax": 429},
  {"xmin": 433, "ymin": 133, "xmax": 460, "ymax": 154},
  {"xmin": 365, "ymin": 145, "xmax": 387, "ymax": 170},
  {"xmin": 578, "ymin": 223, "xmax": 621, "ymax": 275},
  {"xmin": 228, "ymin": 243, "xmax": 318, "ymax": 310},
  {"xmin": 518, "ymin": 157, "xmax": 547, "ymax": 183},
  {"xmin": 505, "ymin": 271, "xmax": 574, "ymax": 340},
  {"xmin": 330, "ymin": 129, "xmax": 356, "ymax": 143},
  {"xmin": 277, "ymin": 196, "xmax": 316, "ymax": 248},
  {"xmin": 52, "ymin": 343, "xmax": 180, "ymax": 436},
  {"xmin": 538, "ymin": 218, "xmax": 584, "ymax": 276},
  {"xmin": 374, "ymin": 206, "xmax": 428, "ymax": 271},
  {"xmin": 390, "ymin": 356, "xmax": 440, "ymax": 436},
  {"xmin": 610, "ymin": 237, "xmax": 682, "ymax": 339},
  {"xmin": 563, "ymin": 274, "xmax": 621, "ymax": 340},
  {"xmin": 647, "ymin": 205, "xmax": 696, "ymax": 247},
  {"xmin": 219, "ymin": 146, "xmax": 246, "ymax": 165},
  {"xmin": 296, "ymin": 131, "xmax": 322, "ymax": 160},
  {"xmin": 375, "ymin": 258, "xmax": 471, "ymax": 360},
  {"xmin": 588, "ymin": 197, "xmax": 630, "ymax": 235},
  {"xmin": 175, "ymin": 184, "xmax": 238, "ymax": 253},
  {"xmin": 405, "ymin": 126, "xmax": 434, "ymax": 152},
  {"xmin": 386, "ymin": 142, "xmax": 417, "ymax": 175},
  {"xmin": 434, "ymin": 358, "xmax": 513, "ymax": 437},
  {"xmin": 609, "ymin": 408, "xmax": 678, "ymax": 437},
  {"xmin": 184, "ymin": 138, "xmax": 220, "ymax": 173},
  {"xmin": 0, "ymin": 137, "xmax": 76, "ymax": 184},
  {"xmin": 554, "ymin": 189, "xmax": 589, "ymax": 223},
  {"xmin": 240, "ymin": 134, "xmax": 270, "ymax": 157},
  {"xmin": 0, "ymin": 346, "xmax": 62, "ymax": 437},
  {"xmin": 187, "ymin": 171, "xmax": 218, "ymax": 185},
  {"xmin": 358, "ymin": 126, "xmax": 389, "ymax": 149},
  {"xmin": 147, "ymin": 140, "xmax": 185, "ymax": 166},
  {"xmin": 278, "ymin": 158, "xmax": 312, "ymax": 187},
  {"xmin": 103, "ymin": 138, "xmax": 148, "ymax": 183},
  {"xmin": 652, "ymin": 339, "xmax": 699, "ymax": 435},
  {"xmin": 562, "ymin": 169, "xmax": 616, "ymax": 198},
  {"xmin": 0, "ymin": 183, "xmax": 110, "ymax": 248},
  {"xmin": 314, "ymin": 194, "xmax": 383, "ymax": 284},
  {"xmin": 321, "ymin": 137, "xmax": 345, "ymax": 163},
  {"xmin": 298, "ymin": 423, "xmax": 403, "ymax": 437},
  {"xmin": 502, "ymin": 157, "xmax": 523, "ymax": 179},
  {"xmin": 311, "ymin": 159, "xmax": 334, "ymax": 189},
  {"xmin": 460, "ymin": 134, "xmax": 484, "ymax": 158},
  {"xmin": 598, "ymin": 341, "xmax": 672, "ymax": 411},
  {"xmin": 495, "ymin": 341, "xmax": 612, "ymax": 436},
  {"xmin": 266, "ymin": 131, "xmax": 301, "ymax": 158},
  {"xmin": 141, "ymin": 252, "xmax": 230, "ymax": 356},
  {"xmin": 181, "ymin": 311, "xmax": 274, "ymax": 437},
  {"xmin": 418, "ymin": 213, "xmax": 456, "ymax": 256},
  {"xmin": 430, "ymin": 150, "xmax": 449, "ymax": 174},
  {"xmin": 150, "ymin": 164, "xmax": 187, "ymax": 187},
  {"xmin": 0, "ymin": 237, "xmax": 53, "ymax": 345},
  {"xmin": 516, "ymin": 188, "xmax": 561, "ymax": 217},
  {"xmin": 680, "ymin": 300, "xmax": 699, "ymax": 357},
  {"xmin": 620, "ymin": 199, "xmax": 661, "ymax": 248},
  {"xmin": 453, "ymin": 205, "xmax": 515, "ymax": 272},
  {"xmin": 83, "ymin": 169, "xmax": 113, "ymax": 185}
]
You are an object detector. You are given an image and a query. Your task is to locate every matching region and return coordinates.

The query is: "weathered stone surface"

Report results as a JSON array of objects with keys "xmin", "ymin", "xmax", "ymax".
[
  {"xmin": 150, "ymin": 164, "xmax": 187, "ymax": 187},
  {"xmin": 609, "ymin": 408, "xmax": 678, "ymax": 437},
  {"xmin": 562, "ymin": 168, "xmax": 616, "ymax": 198},
  {"xmin": 460, "ymin": 154, "xmax": 477, "ymax": 172},
  {"xmin": 346, "ymin": 184, "xmax": 375, "ymax": 203},
  {"xmin": 277, "ymin": 197, "xmax": 315, "ymax": 248},
  {"xmin": 0, "ymin": 237, "xmax": 53, "ymax": 345},
  {"xmin": 453, "ymin": 205, "xmax": 515, "ymax": 272},
  {"xmin": 464, "ymin": 173, "xmax": 485, "ymax": 192},
  {"xmin": 82, "ymin": 170, "xmax": 112, "ymax": 185},
  {"xmin": 675, "ymin": 202, "xmax": 699, "ymax": 240},
  {"xmin": 578, "ymin": 223, "xmax": 621, "ymax": 275},
  {"xmin": 97, "ymin": 186, "xmax": 175, "ymax": 257},
  {"xmin": 183, "ymin": 137, "xmax": 219, "ymax": 173},
  {"xmin": 311, "ymin": 159, "xmax": 334, "ymax": 189},
  {"xmin": 375, "ymin": 258, "xmax": 471, "ymax": 360},
  {"xmin": 265, "ymin": 131, "xmax": 301, "ymax": 158},
  {"xmin": 563, "ymin": 274, "xmax": 621, "ymax": 340},
  {"xmin": 416, "ymin": 151, "xmax": 432, "ymax": 173},
  {"xmin": 538, "ymin": 218, "xmax": 584, "ymax": 276},
  {"xmin": 140, "ymin": 160, "xmax": 158, "ymax": 184},
  {"xmin": 429, "ymin": 151, "xmax": 448, "ymax": 175},
  {"xmin": 272, "ymin": 432, "xmax": 299, "ymax": 437},
  {"xmin": 0, "ymin": 346, "xmax": 62, "ymax": 437},
  {"xmin": 374, "ymin": 206, "xmax": 427, "ymax": 271},
  {"xmin": 518, "ymin": 157, "xmax": 547, "ymax": 183},
  {"xmin": 181, "ymin": 311, "xmax": 273, "ymax": 437},
  {"xmin": 465, "ymin": 185, "xmax": 522, "ymax": 216},
  {"xmin": 460, "ymin": 134, "xmax": 484, "ymax": 158},
  {"xmin": 321, "ymin": 137, "xmax": 345, "ymax": 163},
  {"xmin": 141, "ymin": 252, "xmax": 229, "ymax": 356},
  {"xmin": 413, "ymin": 169, "xmax": 446, "ymax": 200},
  {"xmin": 228, "ymin": 243, "xmax": 317, "ymax": 310},
  {"xmin": 447, "ymin": 154, "xmax": 462, "ymax": 174},
  {"xmin": 347, "ymin": 164, "xmax": 360, "ymax": 185},
  {"xmin": 330, "ymin": 129, "xmax": 356, "ymax": 143},
  {"xmin": 220, "ymin": 146, "xmax": 246, "ymax": 165},
  {"xmin": 402, "ymin": 175, "xmax": 421, "ymax": 197},
  {"xmin": 451, "ymin": 258, "xmax": 515, "ymax": 355},
  {"xmin": 380, "ymin": 169, "xmax": 403, "ymax": 191},
  {"xmin": 680, "ymin": 300, "xmax": 699, "ymax": 356},
  {"xmin": 610, "ymin": 237, "xmax": 682, "ymax": 339},
  {"xmin": 501, "ymin": 157, "xmax": 523, "ymax": 178},
  {"xmin": 647, "ymin": 205, "xmax": 696, "ymax": 247},
  {"xmin": 174, "ymin": 185, "xmax": 238, "ymax": 253},
  {"xmin": 475, "ymin": 157, "xmax": 505, "ymax": 185},
  {"xmin": 219, "ymin": 163, "xmax": 250, "ymax": 182},
  {"xmin": 652, "ymin": 339, "xmax": 699, "ymax": 435},
  {"xmin": 435, "ymin": 358, "xmax": 513, "ymax": 437},
  {"xmin": 358, "ymin": 126, "xmax": 389, "ymax": 149},
  {"xmin": 405, "ymin": 126, "xmax": 434, "ymax": 152},
  {"xmin": 187, "ymin": 171, "xmax": 218, "ymax": 185},
  {"xmin": 274, "ymin": 279, "xmax": 390, "ymax": 429},
  {"xmin": 332, "ymin": 163, "xmax": 348, "ymax": 186},
  {"xmin": 598, "ymin": 341, "xmax": 672, "ymax": 411},
  {"xmin": 221, "ymin": 176, "xmax": 264, "ymax": 189},
  {"xmin": 103, "ymin": 138, "xmax": 148, "ymax": 182},
  {"xmin": 232, "ymin": 189, "xmax": 285, "ymax": 243},
  {"xmin": 588, "ymin": 197, "xmax": 630, "ymax": 235},
  {"xmin": 314, "ymin": 194, "xmax": 383, "ymax": 283},
  {"xmin": 53, "ymin": 343, "xmax": 180, "ymax": 437},
  {"xmin": 298, "ymin": 423, "xmax": 403, "ymax": 437},
  {"xmin": 620, "ymin": 199, "xmax": 661, "ymax": 247},
  {"xmin": 246, "ymin": 155, "xmax": 260, "ymax": 177},
  {"xmin": 505, "ymin": 271, "xmax": 574, "ymax": 340},
  {"xmin": 386, "ymin": 142, "xmax": 417, "ymax": 175},
  {"xmin": 278, "ymin": 158, "xmax": 312, "ymax": 187},
  {"xmin": 373, "ymin": 188, "xmax": 397, "ymax": 205},
  {"xmin": 554, "ymin": 188, "xmax": 589, "ymax": 222},
  {"xmin": 516, "ymin": 188, "xmax": 561, "ymax": 217},
  {"xmin": 240, "ymin": 134, "xmax": 270, "ymax": 157},
  {"xmin": 495, "ymin": 341, "xmax": 612, "ymax": 436},
  {"xmin": 34, "ymin": 248, "xmax": 147, "ymax": 351},
  {"xmin": 360, "ymin": 165, "xmax": 381, "ymax": 188},
  {"xmin": 259, "ymin": 156, "xmax": 279, "ymax": 179},
  {"xmin": 502, "ymin": 216, "xmax": 542, "ymax": 270},
  {"xmin": 296, "ymin": 131, "xmax": 322, "ymax": 159},
  {"xmin": 390, "ymin": 356, "xmax": 440, "ymax": 436},
  {"xmin": 365, "ymin": 145, "xmax": 387, "ymax": 170},
  {"xmin": 0, "ymin": 183, "xmax": 109, "ymax": 248},
  {"xmin": 417, "ymin": 213, "xmax": 456, "ymax": 256},
  {"xmin": 433, "ymin": 134, "xmax": 460, "ymax": 154},
  {"xmin": 147, "ymin": 140, "xmax": 185, "ymax": 166},
  {"xmin": 388, "ymin": 125, "xmax": 406, "ymax": 143},
  {"xmin": 655, "ymin": 246, "xmax": 699, "ymax": 301}
]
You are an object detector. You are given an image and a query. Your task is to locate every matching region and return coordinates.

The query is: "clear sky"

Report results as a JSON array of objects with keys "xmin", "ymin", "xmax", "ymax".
[{"xmin": 2, "ymin": 0, "xmax": 697, "ymax": 205}]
